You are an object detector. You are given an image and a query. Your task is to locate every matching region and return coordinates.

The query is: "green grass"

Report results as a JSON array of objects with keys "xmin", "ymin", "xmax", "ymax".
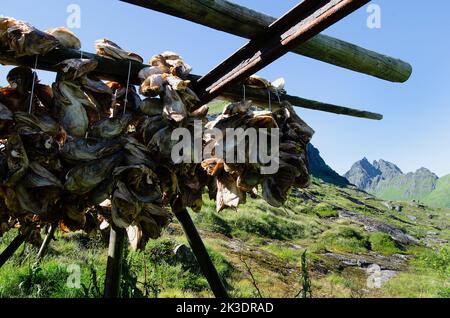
[
  {"xmin": 316, "ymin": 226, "xmax": 369, "ymax": 254},
  {"xmin": 0, "ymin": 177, "xmax": 448, "ymax": 298},
  {"xmin": 369, "ymin": 232, "xmax": 402, "ymax": 255},
  {"xmin": 314, "ymin": 203, "xmax": 339, "ymax": 219},
  {"xmin": 261, "ymin": 244, "xmax": 305, "ymax": 264},
  {"xmin": 207, "ymin": 100, "xmax": 228, "ymax": 115},
  {"xmin": 192, "ymin": 211, "xmax": 232, "ymax": 237},
  {"xmin": 424, "ymin": 174, "xmax": 450, "ymax": 208}
]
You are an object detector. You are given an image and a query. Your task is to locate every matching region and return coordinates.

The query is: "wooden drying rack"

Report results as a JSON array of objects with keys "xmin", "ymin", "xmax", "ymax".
[{"xmin": 0, "ymin": 0, "xmax": 411, "ymax": 298}]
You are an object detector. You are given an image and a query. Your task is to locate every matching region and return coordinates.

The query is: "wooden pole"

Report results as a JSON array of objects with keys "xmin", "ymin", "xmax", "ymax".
[
  {"xmin": 175, "ymin": 208, "xmax": 229, "ymax": 298},
  {"xmin": 103, "ymin": 224, "xmax": 126, "ymax": 298},
  {"xmin": 120, "ymin": 0, "xmax": 412, "ymax": 83},
  {"xmin": 0, "ymin": 233, "xmax": 26, "ymax": 269},
  {"xmin": 194, "ymin": 0, "xmax": 371, "ymax": 104},
  {"xmin": 36, "ymin": 223, "xmax": 57, "ymax": 261},
  {"xmin": 0, "ymin": 48, "xmax": 382, "ymax": 120}
]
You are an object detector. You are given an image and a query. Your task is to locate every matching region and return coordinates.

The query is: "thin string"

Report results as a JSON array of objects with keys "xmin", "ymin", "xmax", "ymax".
[
  {"xmin": 123, "ymin": 60, "xmax": 132, "ymax": 116},
  {"xmin": 275, "ymin": 90, "xmax": 282, "ymax": 104},
  {"xmin": 268, "ymin": 88, "xmax": 272, "ymax": 112},
  {"xmin": 28, "ymin": 55, "xmax": 39, "ymax": 114}
]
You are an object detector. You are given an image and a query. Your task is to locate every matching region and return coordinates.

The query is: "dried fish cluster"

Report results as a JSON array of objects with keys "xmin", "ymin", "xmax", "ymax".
[
  {"xmin": 0, "ymin": 17, "xmax": 314, "ymax": 249},
  {"xmin": 202, "ymin": 100, "xmax": 314, "ymax": 211}
]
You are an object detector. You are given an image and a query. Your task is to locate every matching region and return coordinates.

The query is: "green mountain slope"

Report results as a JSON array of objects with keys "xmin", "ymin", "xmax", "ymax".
[
  {"xmin": 345, "ymin": 159, "xmax": 450, "ymax": 208},
  {"xmin": 371, "ymin": 167, "xmax": 439, "ymax": 201},
  {"xmin": 424, "ymin": 174, "xmax": 450, "ymax": 208}
]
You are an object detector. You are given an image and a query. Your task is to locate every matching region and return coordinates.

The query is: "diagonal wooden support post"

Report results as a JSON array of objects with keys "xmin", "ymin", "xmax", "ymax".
[
  {"xmin": 0, "ymin": 232, "xmax": 26, "ymax": 269},
  {"xmin": 194, "ymin": 0, "xmax": 370, "ymax": 104},
  {"xmin": 171, "ymin": 194, "xmax": 229, "ymax": 298},
  {"xmin": 104, "ymin": 224, "xmax": 126, "ymax": 298},
  {"xmin": 36, "ymin": 223, "xmax": 57, "ymax": 262},
  {"xmin": 175, "ymin": 208, "xmax": 229, "ymax": 298}
]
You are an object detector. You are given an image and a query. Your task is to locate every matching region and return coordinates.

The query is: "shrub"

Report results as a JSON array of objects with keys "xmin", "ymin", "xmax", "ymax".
[
  {"xmin": 314, "ymin": 203, "xmax": 339, "ymax": 218},
  {"xmin": 193, "ymin": 212, "xmax": 232, "ymax": 237},
  {"xmin": 369, "ymin": 232, "xmax": 401, "ymax": 255},
  {"xmin": 233, "ymin": 213, "xmax": 304, "ymax": 240},
  {"xmin": 320, "ymin": 226, "xmax": 369, "ymax": 254}
]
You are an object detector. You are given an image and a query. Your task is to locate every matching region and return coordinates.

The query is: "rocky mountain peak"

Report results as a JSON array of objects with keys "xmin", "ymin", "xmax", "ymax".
[
  {"xmin": 343, "ymin": 158, "xmax": 381, "ymax": 190},
  {"xmin": 373, "ymin": 159, "xmax": 403, "ymax": 179},
  {"xmin": 345, "ymin": 158, "xmax": 444, "ymax": 204}
]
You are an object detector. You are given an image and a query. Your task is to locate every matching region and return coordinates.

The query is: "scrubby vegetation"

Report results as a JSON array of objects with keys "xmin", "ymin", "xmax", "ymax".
[{"xmin": 0, "ymin": 178, "xmax": 449, "ymax": 298}]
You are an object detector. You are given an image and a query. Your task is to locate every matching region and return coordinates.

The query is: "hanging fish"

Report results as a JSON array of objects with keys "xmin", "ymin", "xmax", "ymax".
[
  {"xmin": 162, "ymin": 85, "xmax": 187, "ymax": 123},
  {"xmin": 14, "ymin": 112, "xmax": 59, "ymax": 136},
  {"xmin": 140, "ymin": 98, "xmax": 164, "ymax": 116},
  {"xmin": 111, "ymin": 181, "xmax": 140, "ymax": 228},
  {"xmin": 113, "ymin": 164, "xmax": 162, "ymax": 204},
  {"xmin": 65, "ymin": 151, "xmax": 124, "ymax": 194},
  {"xmin": 216, "ymin": 173, "xmax": 245, "ymax": 212},
  {"xmin": 53, "ymin": 81, "xmax": 94, "ymax": 138},
  {"xmin": 56, "ymin": 59, "xmax": 98, "ymax": 81},
  {"xmin": 46, "ymin": 27, "xmax": 81, "ymax": 50},
  {"xmin": 0, "ymin": 17, "xmax": 59, "ymax": 57},
  {"xmin": 61, "ymin": 137, "xmax": 124, "ymax": 164},
  {"xmin": 89, "ymin": 113, "xmax": 132, "ymax": 139},
  {"xmin": 138, "ymin": 66, "xmax": 163, "ymax": 81},
  {"xmin": 25, "ymin": 161, "xmax": 63, "ymax": 189},
  {"xmin": 0, "ymin": 102, "xmax": 13, "ymax": 134},
  {"xmin": 3, "ymin": 134, "xmax": 29, "ymax": 187},
  {"xmin": 95, "ymin": 38, "xmax": 143, "ymax": 63},
  {"xmin": 140, "ymin": 73, "xmax": 166, "ymax": 97}
]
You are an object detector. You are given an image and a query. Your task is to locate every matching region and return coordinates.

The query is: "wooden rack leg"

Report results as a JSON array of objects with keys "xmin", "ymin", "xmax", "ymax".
[
  {"xmin": 103, "ymin": 224, "xmax": 126, "ymax": 298},
  {"xmin": 37, "ymin": 223, "xmax": 57, "ymax": 261},
  {"xmin": 175, "ymin": 208, "xmax": 229, "ymax": 298},
  {"xmin": 0, "ymin": 233, "xmax": 26, "ymax": 269}
]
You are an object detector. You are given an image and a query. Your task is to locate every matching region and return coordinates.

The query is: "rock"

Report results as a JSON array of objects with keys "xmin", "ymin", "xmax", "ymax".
[
  {"xmin": 173, "ymin": 244, "xmax": 198, "ymax": 270},
  {"xmin": 407, "ymin": 215, "xmax": 417, "ymax": 221},
  {"xmin": 366, "ymin": 264, "xmax": 397, "ymax": 288},
  {"xmin": 324, "ymin": 252, "xmax": 408, "ymax": 271},
  {"xmin": 307, "ymin": 144, "xmax": 350, "ymax": 187},
  {"xmin": 383, "ymin": 201, "xmax": 403, "ymax": 212},
  {"xmin": 339, "ymin": 209, "xmax": 419, "ymax": 245}
]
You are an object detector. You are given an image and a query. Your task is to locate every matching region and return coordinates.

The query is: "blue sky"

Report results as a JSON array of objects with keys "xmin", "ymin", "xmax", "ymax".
[{"xmin": 1, "ymin": 1, "xmax": 449, "ymax": 176}]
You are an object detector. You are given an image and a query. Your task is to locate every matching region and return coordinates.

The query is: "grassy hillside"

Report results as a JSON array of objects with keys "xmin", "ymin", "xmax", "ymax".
[
  {"xmin": 372, "ymin": 173, "xmax": 438, "ymax": 202},
  {"xmin": 0, "ymin": 179, "xmax": 449, "ymax": 298},
  {"xmin": 424, "ymin": 174, "xmax": 450, "ymax": 208}
]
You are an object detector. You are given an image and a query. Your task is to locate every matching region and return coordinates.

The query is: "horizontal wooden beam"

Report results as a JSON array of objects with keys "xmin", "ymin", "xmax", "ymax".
[
  {"xmin": 120, "ymin": 0, "xmax": 412, "ymax": 83},
  {"xmin": 0, "ymin": 47, "xmax": 382, "ymax": 120}
]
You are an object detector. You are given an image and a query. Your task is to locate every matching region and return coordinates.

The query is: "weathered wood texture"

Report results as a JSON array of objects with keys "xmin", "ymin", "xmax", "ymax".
[
  {"xmin": 0, "ymin": 48, "xmax": 381, "ymax": 120},
  {"xmin": 121, "ymin": 0, "xmax": 412, "ymax": 83},
  {"xmin": 104, "ymin": 225, "xmax": 126, "ymax": 298},
  {"xmin": 175, "ymin": 208, "xmax": 229, "ymax": 298},
  {"xmin": 195, "ymin": 0, "xmax": 370, "ymax": 104},
  {"xmin": 37, "ymin": 223, "xmax": 57, "ymax": 261},
  {"xmin": 0, "ymin": 233, "xmax": 25, "ymax": 268}
]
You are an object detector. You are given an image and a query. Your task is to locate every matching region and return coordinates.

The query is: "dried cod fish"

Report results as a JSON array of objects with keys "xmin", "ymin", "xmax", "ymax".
[
  {"xmin": 53, "ymin": 81, "xmax": 95, "ymax": 138},
  {"xmin": 89, "ymin": 113, "xmax": 132, "ymax": 139},
  {"xmin": 0, "ymin": 17, "xmax": 58, "ymax": 57},
  {"xmin": 56, "ymin": 59, "xmax": 98, "ymax": 81},
  {"xmin": 95, "ymin": 39, "xmax": 143, "ymax": 63},
  {"xmin": 46, "ymin": 27, "xmax": 81, "ymax": 49},
  {"xmin": 61, "ymin": 137, "xmax": 124, "ymax": 163},
  {"xmin": 65, "ymin": 151, "xmax": 124, "ymax": 194}
]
